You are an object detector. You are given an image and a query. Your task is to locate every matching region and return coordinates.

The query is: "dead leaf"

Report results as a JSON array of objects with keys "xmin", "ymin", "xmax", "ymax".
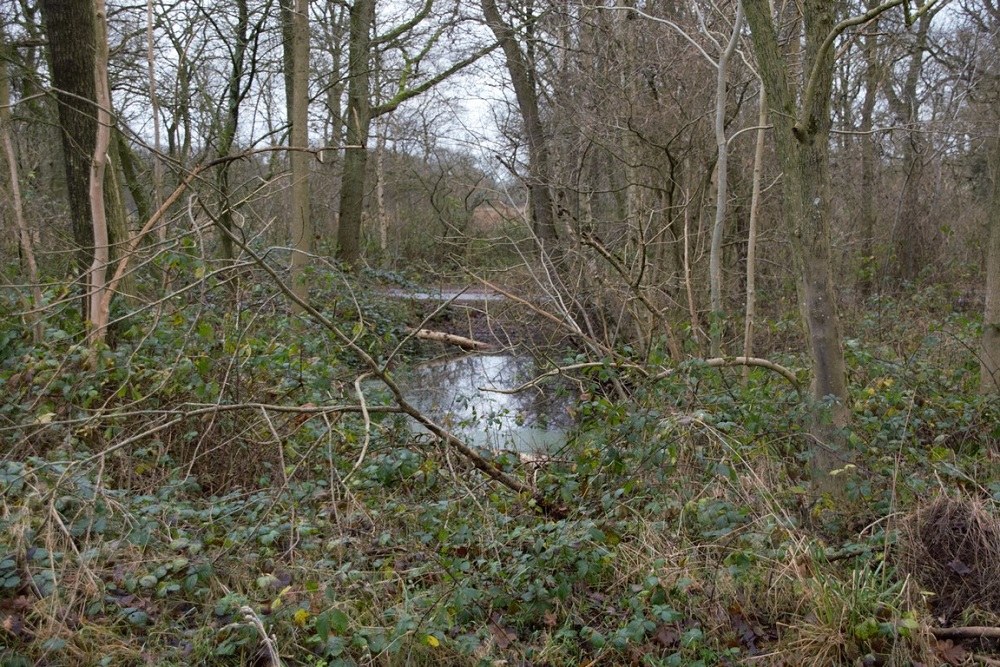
[
  {"xmin": 730, "ymin": 612, "xmax": 760, "ymax": 653},
  {"xmin": 1, "ymin": 613, "xmax": 26, "ymax": 637},
  {"xmin": 488, "ymin": 616, "xmax": 516, "ymax": 650},
  {"xmin": 934, "ymin": 639, "xmax": 967, "ymax": 666},
  {"xmin": 654, "ymin": 624, "xmax": 679, "ymax": 648}
]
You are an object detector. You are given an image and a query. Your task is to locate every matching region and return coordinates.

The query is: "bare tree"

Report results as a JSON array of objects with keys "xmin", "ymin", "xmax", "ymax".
[
  {"xmin": 288, "ymin": 0, "xmax": 312, "ymax": 304},
  {"xmin": 335, "ymin": 0, "xmax": 495, "ymax": 268},
  {"xmin": 87, "ymin": 0, "xmax": 112, "ymax": 344},
  {"xmin": 481, "ymin": 0, "xmax": 559, "ymax": 251},
  {"xmin": 743, "ymin": 0, "xmax": 941, "ymax": 477},
  {"xmin": 39, "ymin": 0, "xmax": 129, "ymax": 324},
  {"xmin": 39, "ymin": 0, "xmax": 100, "ymax": 307},
  {"xmin": 0, "ymin": 33, "xmax": 43, "ymax": 342},
  {"xmin": 212, "ymin": 0, "xmax": 271, "ymax": 260}
]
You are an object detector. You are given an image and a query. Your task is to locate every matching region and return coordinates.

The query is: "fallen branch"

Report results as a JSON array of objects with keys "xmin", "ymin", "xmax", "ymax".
[
  {"xmin": 481, "ymin": 361, "xmax": 648, "ymax": 395},
  {"xmin": 654, "ymin": 356, "xmax": 801, "ymax": 393},
  {"xmin": 466, "ymin": 271, "xmax": 615, "ymax": 358},
  {"xmin": 408, "ymin": 328, "xmax": 495, "ymax": 351},
  {"xmin": 930, "ymin": 626, "xmax": 1000, "ymax": 641},
  {"xmin": 482, "ymin": 357, "xmax": 799, "ymax": 396}
]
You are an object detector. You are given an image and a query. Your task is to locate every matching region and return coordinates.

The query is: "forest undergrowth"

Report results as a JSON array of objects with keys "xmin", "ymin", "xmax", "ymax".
[{"xmin": 1, "ymin": 271, "xmax": 999, "ymax": 667}]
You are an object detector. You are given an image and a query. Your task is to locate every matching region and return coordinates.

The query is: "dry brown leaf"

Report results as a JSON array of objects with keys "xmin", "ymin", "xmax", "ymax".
[
  {"xmin": 933, "ymin": 639, "xmax": 967, "ymax": 666},
  {"xmin": 654, "ymin": 624, "xmax": 679, "ymax": 648}
]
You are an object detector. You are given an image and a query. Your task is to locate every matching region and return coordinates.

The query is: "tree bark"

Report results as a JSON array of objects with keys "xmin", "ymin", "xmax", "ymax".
[
  {"xmin": 288, "ymin": 0, "xmax": 313, "ymax": 305},
  {"xmin": 87, "ymin": 0, "xmax": 112, "ymax": 345},
  {"xmin": 39, "ymin": 0, "xmax": 129, "ymax": 323},
  {"xmin": 335, "ymin": 0, "xmax": 374, "ymax": 268},
  {"xmin": 481, "ymin": 0, "xmax": 559, "ymax": 250},
  {"xmin": 982, "ymin": 133, "xmax": 1000, "ymax": 393},
  {"xmin": 39, "ymin": 0, "xmax": 98, "ymax": 304},
  {"xmin": 744, "ymin": 0, "xmax": 850, "ymax": 477}
]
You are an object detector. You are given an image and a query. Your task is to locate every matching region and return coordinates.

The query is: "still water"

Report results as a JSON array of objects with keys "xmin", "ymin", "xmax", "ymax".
[{"xmin": 393, "ymin": 354, "xmax": 573, "ymax": 453}]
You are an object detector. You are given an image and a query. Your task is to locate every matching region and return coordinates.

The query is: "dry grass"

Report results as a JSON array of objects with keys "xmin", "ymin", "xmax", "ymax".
[{"xmin": 898, "ymin": 494, "xmax": 1000, "ymax": 620}]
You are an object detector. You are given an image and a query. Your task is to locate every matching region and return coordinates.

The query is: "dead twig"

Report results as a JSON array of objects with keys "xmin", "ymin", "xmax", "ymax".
[
  {"xmin": 930, "ymin": 626, "xmax": 1000, "ymax": 640},
  {"xmin": 654, "ymin": 356, "xmax": 801, "ymax": 393}
]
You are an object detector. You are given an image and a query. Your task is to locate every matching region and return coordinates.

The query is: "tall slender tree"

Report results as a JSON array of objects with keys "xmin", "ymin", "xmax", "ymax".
[
  {"xmin": 39, "ymin": 0, "xmax": 99, "ymax": 296},
  {"xmin": 742, "ymin": 0, "xmax": 940, "ymax": 477},
  {"xmin": 334, "ymin": 0, "xmax": 494, "ymax": 268},
  {"xmin": 288, "ymin": 0, "xmax": 312, "ymax": 304},
  {"xmin": 481, "ymin": 0, "xmax": 559, "ymax": 251}
]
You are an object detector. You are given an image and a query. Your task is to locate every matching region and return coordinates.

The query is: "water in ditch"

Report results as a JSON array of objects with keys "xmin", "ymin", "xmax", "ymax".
[{"xmin": 392, "ymin": 353, "xmax": 574, "ymax": 453}]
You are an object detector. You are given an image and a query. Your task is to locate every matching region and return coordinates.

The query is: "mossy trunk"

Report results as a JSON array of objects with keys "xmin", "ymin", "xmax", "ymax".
[
  {"xmin": 744, "ymin": 0, "xmax": 850, "ymax": 477},
  {"xmin": 336, "ymin": 0, "xmax": 374, "ymax": 269},
  {"xmin": 982, "ymin": 135, "xmax": 1000, "ymax": 393}
]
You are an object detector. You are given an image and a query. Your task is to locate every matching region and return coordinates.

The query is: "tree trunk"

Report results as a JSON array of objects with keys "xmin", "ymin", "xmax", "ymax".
[
  {"xmin": 146, "ymin": 0, "xmax": 164, "ymax": 231},
  {"xmin": 374, "ymin": 115, "xmax": 389, "ymax": 259},
  {"xmin": 87, "ymin": 0, "xmax": 112, "ymax": 345},
  {"xmin": 743, "ymin": 86, "xmax": 767, "ymax": 375},
  {"xmin": 39, "ymin": 0, "xmax": 98, "ymax": 310},
  {"xmin": 288, "ymin": 0, "xmax": 312, "ymax": 305},
  {"xmin": 889, "ymin": 10, "xmax": 933, "ymax": 284},
  {"xmin": 858, "ymin": 5, "xmax": 880, "ymax": 297},
  {"xmin": 1, "ymin": 42, "xmax": 44, "ymax": 342},
  {"xmin": 481, "ymin": 0, "xmax": 559, "ymax": 250},
  {"xmin": 115, "ymin": 130, "xmax": 151, "ymax": 226},
  {"xmin": 709, "ymin": 3, "xmax": 744, "ymax": 357},
  {"xmin": 744, "ymin": 0, "xmax": 850, "ymax": 477},
  {"xmin": 335, "ymin": 0, "xmax": 374, "ymax": 269},
  {"xmin": 982, "ymin": 134, "xmax": 1000, "ymax": 393},
  {"xmin": 217, "ymin": 0, "xmax": 250, "ymax": 262}
]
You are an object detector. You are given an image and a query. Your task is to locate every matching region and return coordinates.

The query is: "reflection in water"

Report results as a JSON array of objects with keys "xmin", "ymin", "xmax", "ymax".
[{"xmin": 399, "ymin": 354, "xmax": 572, "ymax": 453}]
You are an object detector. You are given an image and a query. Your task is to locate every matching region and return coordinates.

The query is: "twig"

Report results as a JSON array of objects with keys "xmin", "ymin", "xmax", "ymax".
[
  {"xmin": 930, "ymin": 626, "xmax": 1000, "ymax": 640},
  {"xmin": 342, "ymin": 373, "xmax": 373, "ymax": 484},
  {"xmin": 466, "ymin": 271, "xmax": 614, "ymax": 358},
  {"xmin": 654, "ymin": 356, "xmax": 801, "ymax": 393}
]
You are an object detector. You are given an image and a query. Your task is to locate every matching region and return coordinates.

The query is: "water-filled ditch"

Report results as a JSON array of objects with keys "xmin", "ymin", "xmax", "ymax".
[
  {"xmin": 374, "ymin": 286, "xmax": 573, "ymax": 452},
  {"xmin": 385, "ymin": 353, "xmax": 574, "ymax": 453}
]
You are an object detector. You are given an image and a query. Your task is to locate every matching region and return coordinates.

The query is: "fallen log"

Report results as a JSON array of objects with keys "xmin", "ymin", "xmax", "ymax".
[{"xmin": 408, "ymin": 328, "xmax": 496, "ymax": 352}]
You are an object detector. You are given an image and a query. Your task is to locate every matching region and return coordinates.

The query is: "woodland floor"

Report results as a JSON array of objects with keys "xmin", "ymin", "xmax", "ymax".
[{"xmin": 1, "ymin": 276, "xmax": 999, "ymax": 666}]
